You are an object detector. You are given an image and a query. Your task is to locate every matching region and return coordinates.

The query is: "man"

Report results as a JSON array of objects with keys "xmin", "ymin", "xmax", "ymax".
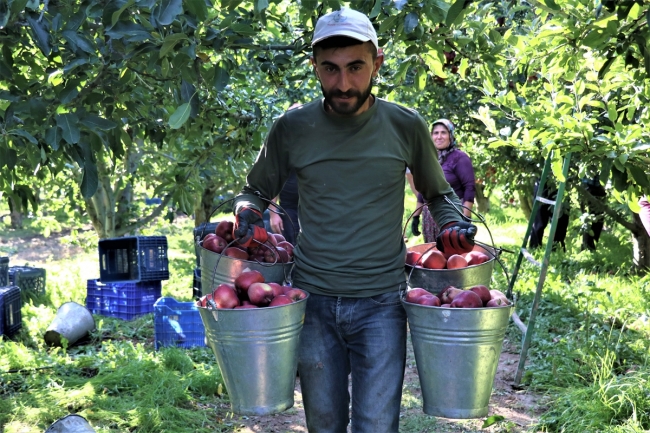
[{"xmin": 231, "ymin": 8, "xmax": 476, "ymax": 432}]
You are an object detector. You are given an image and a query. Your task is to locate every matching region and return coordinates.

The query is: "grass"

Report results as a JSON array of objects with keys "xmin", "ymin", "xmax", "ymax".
[{"xmin": 1, "ymin": 190, "xmax": 650, "ymax": 432}]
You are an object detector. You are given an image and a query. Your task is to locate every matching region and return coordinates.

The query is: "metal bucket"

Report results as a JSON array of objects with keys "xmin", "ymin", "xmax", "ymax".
[
  {"xmin": 403, "ymin": 300, "xmax": 513, "ymax": 418},
  {"xmin": 44, "ymin": 302, "xmax": 96, "ymax": 347},
  {"xmin": 199, "ymin": 244, "xmax": 292, "ymax": 295},
  {"xmin": 45, "ymin": 414, "xmax": 95, "ymax": 432},
  {"xmin": 406, "ymin": 243, "xmax": 496, "ymax": 293},
  {"xmin": 197, "ymin": 295, "xmax": 308, "ymax": 415}
]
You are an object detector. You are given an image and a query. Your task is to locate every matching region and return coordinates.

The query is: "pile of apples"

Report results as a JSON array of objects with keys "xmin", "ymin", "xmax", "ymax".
[
  {"xmin": 197, "ymin": 269, "xmax": 307, "ymax": 309},
  {"xmin": 404, "ymin": 285, "xmax": 511, "ymax": 308},
  {"xmin": 406, "ymin": 248, "xmax": 491, "ymax": 270},
  {"xmin": 201, "ymin": 219, "xmax": 294, "ymax": 263}
]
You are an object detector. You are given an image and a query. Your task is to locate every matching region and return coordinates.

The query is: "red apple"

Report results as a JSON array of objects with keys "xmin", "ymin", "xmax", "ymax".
[
  {"xmin": 285, "ymin": 288, "xmax": 307, "ymax": 302},
  {"xmin": 234, "ymin": 304, "xmax": 258, "ymax": 309},
  {"xmin": 272, "ymin": 233, "xmax": 286, "ymax": 243},
  {"xmin": 264, "ymin": 246, "xmax": 290, "ymax": 263},
  {"xmin": 469, "ymin": 285, "xmax": 491, "ymax": 305},
  {"xmin": 248, "ymin": 282, "xmax": 275, "ymax": 306},
  {"xmin": 203, "ymin": 235, "xmax": 227, "ymax": 254},
  {"xmin": 212, "ymin": 284, "xmax": 240, "ymax": 309},
  {"xmin": 405, "ymin": 288, "xmax": 432, "ymax": 304},
  {"xmin": 446, "ymin": 254, "xmax": 468, "ymax": 269},
  {"xmin": 465, "ymin": 251, "xmax": 490, "ymax": 266},
  {"xmin": 450, "ymin": 290, "xmax": 483, "ymax": 308},
  {"xmin": 234, "ymin": 270, "xmax": 265, "ymax": 294},
  {"xmin": 489, "ymin": 289, "xmax": 508, "ymax": 300},
  {"xmin": 422, "ymin": 250, "xmax": 447, "ymax": 269},
  {"xmin": 281, "ymin": 285, "xmax": 294, "ymax": 295},
  {"xmin": 440, "ymin": 286, "xmax": 463, "ymax": 304},
  {"xmin": 441, "ymin": 303, "xmax": 452, "ymax": 308},
  {"xmin": 268, "ymin": 282, "xmax": 285, "ymax": 298},
  {"xmin": 267, "ymin": 233, "xmax": 278, "ymax": 246},
  {"xmin": 215, "ymin": 220, "xmax": 234, "ymax": 242},
  {"xmin": 269, "ymin": 295, "xmax": 293, "ymax": 307},
  {"xmin": 486, "ymin": 297, "xmax": 510, "ymax": 307},
  {"xmin": 277, "ymin": 241, "xmax": 294, "ymax": 259},
  {"xmin": 417, "ymin": 294, "xmax": 441, "ymax": 307},
  {"xmin": 224, "ymin": 247, "xmax": 249, "ymax": 261},
  {"xmin": 406, "ymin": 251, "xmax": 423, "ymax": 267}
]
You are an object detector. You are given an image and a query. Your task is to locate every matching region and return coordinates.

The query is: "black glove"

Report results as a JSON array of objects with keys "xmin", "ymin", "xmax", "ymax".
[
  {"xmin": 436, "ymin": 221, "xmax": 477, "ymax": 255},
  {"xmin": 234, "ymin": 208, "xmax": 268, "ymax": 247},
  {"xmin": 411, "ymin": 215, "xmax": 421, "ymax": 236}
]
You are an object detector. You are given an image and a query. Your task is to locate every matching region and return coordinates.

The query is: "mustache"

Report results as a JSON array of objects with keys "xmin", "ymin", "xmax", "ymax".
[{"xmin": 329, "ymin": 90, "xmax": 362, "ymax": 98}]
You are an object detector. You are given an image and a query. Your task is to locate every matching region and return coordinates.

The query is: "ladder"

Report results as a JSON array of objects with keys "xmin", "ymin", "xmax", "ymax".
[{"xmin": 508, "ymin": 151, "xmax": 572, "ymax": 386}]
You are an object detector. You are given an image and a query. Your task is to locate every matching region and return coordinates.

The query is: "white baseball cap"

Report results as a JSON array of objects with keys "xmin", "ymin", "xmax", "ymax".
[{"xmin": 312, "ymin": 8, "xmax": 379, "ymax": 50}]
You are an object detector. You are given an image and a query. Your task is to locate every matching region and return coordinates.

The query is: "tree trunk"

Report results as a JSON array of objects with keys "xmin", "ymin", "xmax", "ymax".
[
  {"xmin": 8, "ymin": 196, "xmax": 23, "ymax": 229},
  {"xmin": 475, "ymin": 183, "xmax": 491, "ymax": 214},
  {"xmin": 632, "ymin": 212, "xmax": 650, "ymax": 272},
  {"xmin": 195, "ymin": 183, "xmax": 219, "ymax": 226},
  {"xmin": 517, "ymin": 189, "xmax": 533, "ymax": 221}
]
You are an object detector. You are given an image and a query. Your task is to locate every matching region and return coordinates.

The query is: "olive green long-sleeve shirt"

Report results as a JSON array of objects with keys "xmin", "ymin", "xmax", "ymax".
[{"xmin": 234, "ymin": 97, "xmax": 463, "ymax": 297}]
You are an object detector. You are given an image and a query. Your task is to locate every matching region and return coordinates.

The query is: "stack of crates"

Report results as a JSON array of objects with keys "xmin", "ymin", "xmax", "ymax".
[
  {"xmin": 8, "ymin": 265, "xmax": 47, "ymax": 299},
  {"xmin": 1, "ymin": 256, "xmax": 22, "ymax": 338},
  {"xmin": 86, "ymin": 236, "xmax": 169, "ymax": 320}
]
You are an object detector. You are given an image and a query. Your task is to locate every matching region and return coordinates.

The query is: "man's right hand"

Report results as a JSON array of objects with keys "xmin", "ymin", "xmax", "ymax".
[{"xmin": 234, "ymin": 208, "xmax": 268, "ymax": 247}]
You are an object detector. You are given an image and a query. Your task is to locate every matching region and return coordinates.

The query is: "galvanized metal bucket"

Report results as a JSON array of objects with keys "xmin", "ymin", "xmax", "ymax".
[
  {"xmin": 199, "ymin": 244, "xmax": 292, "ymax": 295},
  {"xmin": 45, "ymin": 414, "xmax": 95, "ymax": 432},
  {"xmin": 403, "ymin": 300, "xmax": 513, "ymax": 418},
  {"xmin": 405, "ymin": 243, "xmax": 496, "ymax": 293},
  {"xmin": 197, "ymin": 295, "xmax": 308, "ymax": 415},
  {"xmin": 44, "ymin": 302, "xmax": 96, "ymax": 347}
]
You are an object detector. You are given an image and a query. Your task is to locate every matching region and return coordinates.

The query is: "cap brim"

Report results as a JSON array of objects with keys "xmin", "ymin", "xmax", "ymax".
[{"xmin": 312, "ymin": 30, "xmax": 373, "ymax": 47}]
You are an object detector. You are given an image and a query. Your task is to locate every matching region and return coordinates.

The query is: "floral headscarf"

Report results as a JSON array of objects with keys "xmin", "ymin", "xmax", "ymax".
[{"xmin": 432, "ymin": 118, "xmax": 457, "ymax": 164}]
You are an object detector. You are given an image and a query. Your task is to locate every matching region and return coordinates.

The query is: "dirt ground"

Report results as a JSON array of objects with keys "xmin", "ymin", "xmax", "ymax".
[{"xmin": 2, "ymin": 230, "xmax": 547, "ymax": 433}]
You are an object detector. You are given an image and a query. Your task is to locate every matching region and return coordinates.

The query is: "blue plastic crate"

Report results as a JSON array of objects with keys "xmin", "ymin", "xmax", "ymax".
[
  {"xmin": 0, "ymin": 285, "xmax": 22, "ymax": 337},
  {"xmin": 154, "ymin": 297, "xmax": 206, "ymax": 350},
  {"xmin": 8, "ymin": 265, "xmax": 46, "ymax": 297},
  {"xmin": 98, "ymin": 236, "xmax": 169, "ymax": 283},
  {"xmin": 86, "ymin": 279, "xmax": 161, "ymax": 320},
  {"xmin": 0, "ymin": 257, "xmax": 8, "ymax": 287}
]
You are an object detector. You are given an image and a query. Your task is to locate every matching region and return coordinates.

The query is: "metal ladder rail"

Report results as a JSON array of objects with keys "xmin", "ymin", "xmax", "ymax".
[{"xmin": 511, "ymin": 152, "xmax": 572, "ymax": 386}]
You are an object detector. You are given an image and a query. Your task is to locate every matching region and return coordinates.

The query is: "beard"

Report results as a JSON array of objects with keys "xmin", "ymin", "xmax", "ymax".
[{"xmin": 321, "ymin": 80, "xmax": 373, "ymax": 116}]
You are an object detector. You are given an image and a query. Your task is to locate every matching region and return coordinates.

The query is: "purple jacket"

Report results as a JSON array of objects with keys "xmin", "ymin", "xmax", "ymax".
[{"xmin": 419, "ymin": 149, "xmax": 475, "ymax": 204}]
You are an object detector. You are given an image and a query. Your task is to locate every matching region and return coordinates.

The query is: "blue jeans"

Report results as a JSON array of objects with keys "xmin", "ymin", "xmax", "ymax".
[{"xmin": 298, "ymin": 289, "xmax": 407, "ymax": 433}]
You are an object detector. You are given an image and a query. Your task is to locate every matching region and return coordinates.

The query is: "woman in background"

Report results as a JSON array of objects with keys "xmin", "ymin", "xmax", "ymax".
[{"xmin": 410, "ymin": 119, "xmax": 476, "ymax": 242}]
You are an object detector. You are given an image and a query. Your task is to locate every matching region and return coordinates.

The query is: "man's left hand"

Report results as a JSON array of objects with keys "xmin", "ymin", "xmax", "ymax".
[{"xmin": 436, "ymin": 221, "xmax": 477, "ymax": 255}]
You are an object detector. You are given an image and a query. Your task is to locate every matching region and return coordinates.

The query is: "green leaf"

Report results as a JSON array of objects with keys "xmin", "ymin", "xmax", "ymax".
[
  {"xmin": 10, "ymin": 0, "xmax": 29, "ymax": 15},
  {"xmin": 80, "ymin": 114, "xmax": 117, "ymax": 131},
  {"xmin": 445, "ymin": 0, "xmax": 465, "ymax": 27},
  {"xmin": 9, "ymin": 129, "xmax": 37, "ymax": 144},
  {"xmin": 213, "ymin": 65, "xmax": 230, "ymax": 90},
  {"xmin": 607, "ymin": 102, "xmax": 617, "ymax": 122},
  {"xmin": 186, "ymin": 0, "xmax": 208, "ymax": 21},
  {"xmin": 61, "ymin": 30, "xmax": 96, "ymax": 54},
  {"xmin": 80, "ymin": 160, "xmax": 99, "ymax": 198},
  {"xmin": 26, "ymin": 12, "xmax": 51, "ymax": 56},
  {"xmin": 482, "ymin": 415, "xmax": 505, "ymax": 428},
  {"xmin": 231, "ymin": 23, "xmax": 257, "ymax": 36},
  {"xmin": 543, "ymin": 0, "xmax": 559, "ymax": 10},
  {"xmin": 55, "ymin": 113, "xmax": 81, "ymax": 144},
  {"xmin": 45, "ymin": 127, "xmax": 62, "ymax": 150},
  {"xmin": 403, "ymin": 12, "xmax": 418, "ymax": 34},
  {"xmin": 628, "ymin": 164, "xmax": 650, "ymax": 188},
  {"xmin": 369, "ymin": 0, "xmax": 382, "ymax": 19},
  {"xmin": 598, "ymin": 55, "xmax": 615, "ymax": 80},
  {"xmin": 112, "ymin": 0, "xmax": 135, "ymax": 28},
  {"xmin": 169, "ymin": 103, "xmax": 191, "ymax": 129},
  {"xmin": 159, "ymin": 33, "xmax": 187, "ymax": 58},
  {"xmin": 156, "ymin": 0, "xmax": 183, "ymax": 26},
  {"xmin": 378, "ymin": 15, "xmax": 398, "ymax": 34},
  {"xmin": 415, "ymin": 66, "xmax": 426, "ymax": 91}
]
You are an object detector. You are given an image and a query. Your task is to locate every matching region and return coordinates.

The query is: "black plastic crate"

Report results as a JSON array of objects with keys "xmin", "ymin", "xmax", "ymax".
[
  {"xmin": 0, "ymin": 285, "xmax": 22, "ymax": 337},
  {"xmin": 85, "ymin": 279, "xmax": 162, "ymax": 320},
  {"xmin": 0, "ymin": 256, "xmax": 8, "ymax": 287},
  {"xmin": 154, "ymin": 297, "xmax": 206, "ymax": 350},
  {"xmin": 98, "ymin": 236, "xmax": 169, "ymax": 283},
  {"xmin": 192, "ymin": 267, "xmax": 201, "ymax": 299},
  {"xmin": 8, "ymin": 266, "xmax": 46, "ymax": 297}
]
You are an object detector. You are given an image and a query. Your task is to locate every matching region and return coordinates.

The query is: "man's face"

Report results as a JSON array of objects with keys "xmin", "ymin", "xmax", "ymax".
[{"xmin": 311, "ymin": 43, "xmax": 383, "ymax": 116}]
